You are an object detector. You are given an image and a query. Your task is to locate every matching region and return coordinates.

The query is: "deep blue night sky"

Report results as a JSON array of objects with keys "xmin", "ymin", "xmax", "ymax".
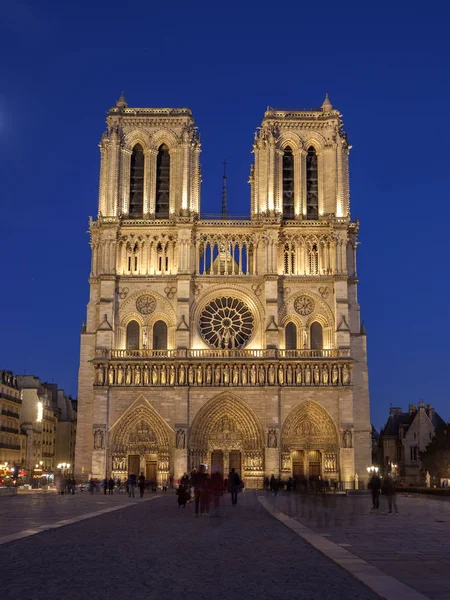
[{"xmin": 1, "ymin": 0, "xmax": 449, "ymax": 429}]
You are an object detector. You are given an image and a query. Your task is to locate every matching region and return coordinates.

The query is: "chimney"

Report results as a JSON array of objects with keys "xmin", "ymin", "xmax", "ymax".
[
  {"xmin": 427, "ymin": 404, "xmax": 434, "ymax": 420},
  {"xmin": 418, "ymin": 401, "xmax": 425, "ymax": 410},
  {"xmin": 408, "ymin": 404, "xmax": 416, "ymax": 414},
  {"xmin": 390, "ymin": 407, "xmax": 402, "ymax": 416}
]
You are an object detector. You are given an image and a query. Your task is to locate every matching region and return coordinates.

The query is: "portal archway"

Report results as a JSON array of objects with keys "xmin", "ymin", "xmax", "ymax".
[
  {"xmin": 281, "ymin": 401, "xmax": 339, "ymax": 480},
  {"xmin": 189, "ymin": 392, "xmax": 265, "ymax": 488},
  {"xmin": 109, "ymin": 397, "xmax": 174, "ymax": 486}
]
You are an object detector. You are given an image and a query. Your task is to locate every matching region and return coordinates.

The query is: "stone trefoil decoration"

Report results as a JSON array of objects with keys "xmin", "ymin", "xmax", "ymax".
[
  {"xmin": 199, "ymin": 296, "xmax": 254, "ymax": 349},
  {"xmin": 94, "ymin": 362, "xmax": 352, "ymax": 388},
  {"xmin": 164, "ymin": 286, "xmax": 177, "ymax": 300},
  {"xmin": 318, "ymin": 286, "xmax": 330, "ymax": 299},
  {"xmin": 294, "ymin": 295, "xmax": 314, "ymax": 316},
  {"xmin": 118, "ymin": 287, "xmax": 129, "ymax": 300},
  {"xmin": 136, "ymin": 294, "xmax": 156, "ymax": 315}
]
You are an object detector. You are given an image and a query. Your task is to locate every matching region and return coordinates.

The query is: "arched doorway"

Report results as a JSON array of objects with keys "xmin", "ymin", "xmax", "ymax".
[
  {"xmin": 189, "ymin": 392, "xmax": 265, "ymax": 488},
  {"xmin": 281, "ymin": 401, "xmax": 339, "ymax": 482},
  {"xmin": 108, "ymin": 398, "xmax": 174, "ymax": 486}
]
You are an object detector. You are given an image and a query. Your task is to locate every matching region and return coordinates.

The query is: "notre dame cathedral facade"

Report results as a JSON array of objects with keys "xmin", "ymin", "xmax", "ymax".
[{"xmin": 74, "ymin": 93, "xmax": 371, "ymax": 488}]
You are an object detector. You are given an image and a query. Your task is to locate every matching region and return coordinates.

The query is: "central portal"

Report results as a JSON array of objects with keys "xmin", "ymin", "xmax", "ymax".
[{"xmin": 211, "ymin": 450, "xmax": 224, "ymax": 475}]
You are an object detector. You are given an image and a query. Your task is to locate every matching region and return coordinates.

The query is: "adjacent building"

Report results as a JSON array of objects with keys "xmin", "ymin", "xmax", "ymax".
[
  {"xmin": 0, "ymin": 371, "xmax": 25, "ymax": 476},
  {"xmin": 75, "ymin": 94, "xmax": 371, "ymax": 488},
  {"xmin": 379, "ymin": 402, "xmax": 445, "ymax": 484},
  {"xmin": 55, "ymin": 389, "xmax": 77, "ymax": 470}
]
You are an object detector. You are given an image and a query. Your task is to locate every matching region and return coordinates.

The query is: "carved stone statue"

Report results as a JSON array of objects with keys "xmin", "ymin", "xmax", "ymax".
[
  {"xmin": 305, "ymin": 365, "xmax": 311, "ymax": 385},
  {"xmin": 287, "ymin": 364, "xmax": 293, "ymax": 385},
  {"xmin": 143, "ymin": 364, "xmax": 150, "ymax": 385},
  {"xmin": 278, "ymin": 365, "xmax": 284, "ymax": 385},
  {"xmin": 342, "ymin": 364, "xmax": 350, "ymax": 385},
  {"xmin": 215, "ymin": 365, "xmax": 221, "ymax": 385},
  {"xmin": 206, "ymin": 364, "xmax": 212, "ymax": 385},
  {"xmin": 354, "ymin": 472, "xmax": 359, "ymax": 489},
  {"xmin": 241, "ymin": 365, "xmax": 247, "ymax": 385},
  {"xmin": 295, "ymin": 364, "xmax": 302, "ymax": 385},
  {"xmin": 426, "ymin": 471, "xmax": 431, "ymax": 488},
  {"xmin": 258, "ymin": 365, "xmax": 265, "ymax": 385},
  {"xmin": 250, "ymin": 364, "xmax": 257, "ymax": 385},
  {"xmin": 232, "ymin": 365, "xmax": 239, "ymax": 385},
  {"xmin": 152, "ymin": 366, "xmax": 158, "ymax": 385},
  {"xmin": 196, "ymin": 365, "xmax": 203, "ymax": 385},
  {"xmin": 332, "ymin": 364, "xmax": 339, "ymax": 385},
  {"xmin": 223, "ymin": 365, "xmax": 230, "ymax": 384},
  {"xmin": 176, "ymin": 429, "xmax": 185, "ymax": 450},
  {"xmin": 313, "ymin": 364, "xmax": 320, "ymax": 385},
  {"xmin": 125, "ymin": 365, "xmax": 132, "ymax": 385},
  {"xmin": 179, "ymin": 364, "xmax": 186, "ymax": 385},
  {"xmin": 343, "ymin": 429, "xmax": 352, "ymax": 448},
  {"xmin": 188, "ymin": 365, "xmax": 194, "ymax": 385},
  {"xmin": 268, "ymin": 429, "xmax": 277, "ymax": 448},
  {"xmin": 96, "ymin": 366, "xmax": 105, "ymax": 385},
  {"xmin": 93, "ymin": 428, "xmax": 104, "ymax": 450},
  {"xmin": 108, "ymin": 365, "xmax": 115, "ymax": 385},
  {"xmin": 169, "ymin": 365, "xmax": 175, "ymax": 386},
  {"xmin": 160, "ymin": 365, "xmax": 167, "ymax": 385},
  {"xmin": 322, "ymin": 367, "xmax": 329, "ymax": 385},
  {"xmin": 134, "ymin": 365, "xmax": 141, "ymax": 385},
  {"xmin": 117, "ymin": 364, "xmax": 124, "ymax": 385},
  {"xmin": 268, "ymin": 364, "xmax": 275, "ymax": 385}
]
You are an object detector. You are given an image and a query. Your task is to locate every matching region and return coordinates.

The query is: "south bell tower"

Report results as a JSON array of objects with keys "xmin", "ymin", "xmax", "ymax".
[{"xmin": 75, "ymin": 94, "xmax": 371, "ymax": 488}]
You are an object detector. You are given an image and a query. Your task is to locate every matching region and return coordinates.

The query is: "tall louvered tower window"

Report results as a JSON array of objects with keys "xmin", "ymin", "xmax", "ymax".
[
  {"xmin": 306, "ymin": 146, "xmax": 318, "ymax": 219},
  {"xmin": 155, "ymin": 144, "xmax": 170, "ymax": 218},
  {"xmin": 282, "ymin": 146, "xmax": 294, "ymax": 219},
  {"xmin": 129, "ymin": 144, "xmax": 144, "ymax": 218}
]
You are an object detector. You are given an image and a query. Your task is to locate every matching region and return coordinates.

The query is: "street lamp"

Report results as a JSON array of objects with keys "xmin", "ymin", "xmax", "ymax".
[{"xmin": 366, "ymin": 466, "xmax": 379, "ymax": 474}]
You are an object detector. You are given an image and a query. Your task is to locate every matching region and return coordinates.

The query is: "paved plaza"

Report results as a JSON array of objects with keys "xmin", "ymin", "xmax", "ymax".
[{"xmin": 0, "ymin": 491, "xmax": 448, "ymax": 599}]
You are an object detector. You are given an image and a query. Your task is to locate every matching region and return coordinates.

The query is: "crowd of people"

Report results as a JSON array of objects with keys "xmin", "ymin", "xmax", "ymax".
[{"xmin": 176, "ymin": 465, "xmax": 242, "ymax": 516}]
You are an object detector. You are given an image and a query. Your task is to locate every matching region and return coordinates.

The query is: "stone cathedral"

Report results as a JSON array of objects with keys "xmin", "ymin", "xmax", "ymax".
[{"xmin": 75, "ymin": 93, "xmax": 371, "ymax": 488}]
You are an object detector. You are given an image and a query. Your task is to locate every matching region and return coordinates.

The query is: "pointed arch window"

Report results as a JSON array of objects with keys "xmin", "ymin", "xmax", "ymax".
[
  {"xmin": 126, "ymin": 320, "xmax": 140, "ymax": 350},
  {"xmin": 129, "ymin": 144, "xmax": 144, "ymax": 218},
  {"xmin": 285, "ymin": 322, "xmax": 297, "ymax": 350},
  {"xmin": 306, "ymin": 146, "xmax": 318, "ymax": 220},
  {"xmin": 156, "ymin": 144, "xmax": 170, "ymax": 218},
  {"xmin": 309, "ymin": 243, "xmax": 319, "ymax": 275},
  {"xmin": 153, "ymin": 320, "xmax": 168, "ymax": 350},
  {"xmin": 310, "ymin": 322, "xmax": 323, "ymax": 350},
  {"xmin": 282, "ymin": 146, "xmax": 294, "ymax": 219}
]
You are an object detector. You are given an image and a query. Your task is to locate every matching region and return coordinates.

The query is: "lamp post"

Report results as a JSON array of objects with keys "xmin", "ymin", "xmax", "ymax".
[{"xmin": 366, "ymin": 466, "xmax": 379, "ymax": 475}]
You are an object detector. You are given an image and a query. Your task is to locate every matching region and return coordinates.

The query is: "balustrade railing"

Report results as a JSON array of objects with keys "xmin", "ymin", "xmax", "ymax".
[{"xmin": 96, "ymin": 348, "xmax": 350, "ymax": 360}]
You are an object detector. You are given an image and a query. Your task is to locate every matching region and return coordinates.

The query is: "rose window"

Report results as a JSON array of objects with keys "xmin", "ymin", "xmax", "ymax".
[
  {"xmin": 199, "ymin": 297, "xmax": 254, "ymax": 349},
  {"xmin": 136, "ymin": 294, "xmax": 156, "ymax": 315}
]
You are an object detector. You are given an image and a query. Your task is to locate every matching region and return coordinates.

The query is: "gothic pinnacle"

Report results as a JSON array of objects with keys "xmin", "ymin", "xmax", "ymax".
[
  {"xmin": 116, "ymin": 91, "xmax": 128, "ymax": 109},
  {"xmin": 321, "ymin": 93, "xmax": 333, "ymax": 112}
]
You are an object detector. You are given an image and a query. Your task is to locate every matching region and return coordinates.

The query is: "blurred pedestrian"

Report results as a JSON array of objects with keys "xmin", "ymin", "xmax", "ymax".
[
  {"xmin": 211, "ymin": 471, "xmax": 223, "ymax": 516},
  {"xmin": 228, "ymin": 467, "xmax": 241, "ymax": 506},
  {"xmin": 382, "ymin": 475, "xmax": 399, "ymax": 514},
  {"xmin": 368, "ymin": 471, "xmax": 381, "ymax": 510},
  {"xmin": 128, "ymin": 473, "xmax": 137, "ymax": 498},
  {"xmin": 270, "ymin": 474, "xmax": 278, "ymax": 496},
  {"xmin": 108, "ymin": 476, "xmax": 114, "ymax": 495},
  {"xmin": 138, "ymin": 472, "xmax": 146, "ymax": 498}
]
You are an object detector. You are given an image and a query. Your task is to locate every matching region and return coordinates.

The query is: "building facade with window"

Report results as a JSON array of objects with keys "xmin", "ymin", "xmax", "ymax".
[
  {"xmin": 0, "ymin": 371, "xmax": 25, "ymax": 474},
  {"xmin": 75, "ymin": 94, "xmax": 371, "ymax": 488},
  {"xmin": 379, "ymin": 402, "xmax": 445, "ymax": 484}
]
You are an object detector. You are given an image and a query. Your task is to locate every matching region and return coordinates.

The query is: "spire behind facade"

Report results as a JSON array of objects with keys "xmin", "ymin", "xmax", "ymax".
[{"xmin": 222, "ymin": 158, "xmax": 228, "ymax": 219}]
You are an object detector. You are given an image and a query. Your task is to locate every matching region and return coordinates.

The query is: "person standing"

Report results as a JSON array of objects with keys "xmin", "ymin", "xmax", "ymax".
[
  {"xmin": 228, "ymin": 467, "xmax": 241, "ymax": 507},
  {"xmin": 108, "ymin": 476, "xmax": 114, "ymax": 495},
  {"xmin": 128, "ymin": 473, "xmax": 137, "ymax": 498},
  {"xmin": 382, "ymin": 475, "xmax": 399, "ymax": 514},
  {"xmin": 138, "ymin": 472, "xmax": 146, "ymax": 498},
  {"xmin": 192, "ymin": 464, "xmax": 208, "ymax": 517},
  {"xmin": 368, "ymin": 471, "xmax": 381, "ymax": 510}
]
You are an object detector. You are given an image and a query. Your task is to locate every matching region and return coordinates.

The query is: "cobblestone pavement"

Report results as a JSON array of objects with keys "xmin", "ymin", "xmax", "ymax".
[
  {"xmin": 0, "ymin": 489, "xmax": 150, "ymax": 537},
  {"xmin": 266, "ymin": 492, "xmax": 450, "ymax": 600},
  {"xmin": 0, "ymin": 491, "xmax": 380, "ymax": 600}
]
